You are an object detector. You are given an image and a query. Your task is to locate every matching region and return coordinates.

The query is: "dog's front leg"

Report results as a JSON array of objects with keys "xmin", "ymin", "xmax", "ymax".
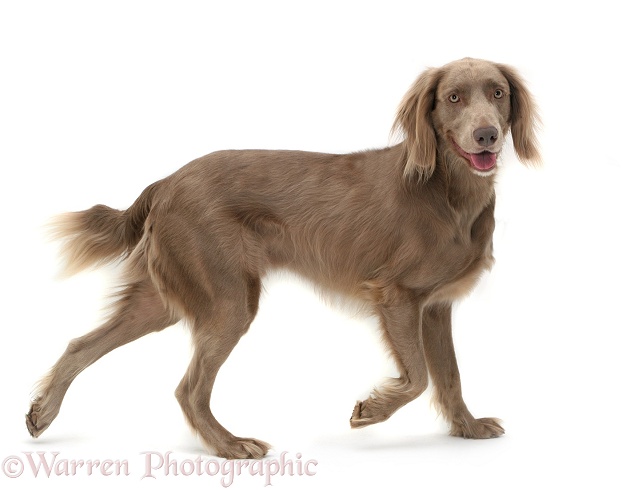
[
  {"xmin": 422, "ymin": 303, "xmax": 504, "ymax": 438},
  {"xmin": 350, "ymin": 286, "xmax": 428, "ymax": 429}
]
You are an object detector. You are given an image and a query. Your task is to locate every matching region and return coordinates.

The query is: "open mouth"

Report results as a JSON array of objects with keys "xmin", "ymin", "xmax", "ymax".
[{"xmin": 451, "ymin": 139, "xmax": 497, "ymax": 172}]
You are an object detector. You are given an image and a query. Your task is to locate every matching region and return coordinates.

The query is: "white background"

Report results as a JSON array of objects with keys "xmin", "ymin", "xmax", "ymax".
[{"xmin": 1, "ymin": 1, "xmax": 625, "ymax": 488}]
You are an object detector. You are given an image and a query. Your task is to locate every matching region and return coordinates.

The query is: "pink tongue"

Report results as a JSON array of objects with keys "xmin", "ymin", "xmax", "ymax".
[{"xmin": 469, "ymin": 152, "xmax": 497, "ymax": 171}]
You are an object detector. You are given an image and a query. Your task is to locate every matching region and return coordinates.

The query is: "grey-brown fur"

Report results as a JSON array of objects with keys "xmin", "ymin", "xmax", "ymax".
[{"xmin": 26, "ymin": 58, "xmax": 540, "ymax": 459}]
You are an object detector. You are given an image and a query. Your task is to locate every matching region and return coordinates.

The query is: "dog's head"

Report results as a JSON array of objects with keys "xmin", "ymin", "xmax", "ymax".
[{"xmin": 393, "ymin": 58, "xmax": 541, "ymax": 180}]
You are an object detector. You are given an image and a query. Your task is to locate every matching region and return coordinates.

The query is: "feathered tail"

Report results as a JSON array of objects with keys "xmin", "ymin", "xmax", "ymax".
[{"xmin": 49, "ymin": 181, "xmax": 162, "ymax": 277}]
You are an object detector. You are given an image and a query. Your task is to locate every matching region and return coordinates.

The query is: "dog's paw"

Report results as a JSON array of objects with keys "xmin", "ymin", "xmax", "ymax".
[
  {"xmin": 450, "ymin": 417, "xmax": 504, "ymax": 439},
  {"xmin": 349, "ymin": 399, "xmax": 391, "ymax": 429},
  {"xmin": 350, "ymin": 400, "xmax": 370, "ymax": 428},
  {"xmin": 25, "ymin": 399, "xmax": 49, "ymax": 438},
  {"xmin": 25, "ymin": 395, "xmax": 61, "ymax": 439},
  {"xmin": 215, "ymin": 437, "xmax": 271, "ymax": 460}
]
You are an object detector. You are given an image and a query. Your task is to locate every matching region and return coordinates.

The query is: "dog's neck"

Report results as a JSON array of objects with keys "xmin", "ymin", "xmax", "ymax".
[
  {"xmin": 437, "ymin": 149, "xmax": 495, "ymax": 211},
  {"xmin": 410, "ymin": 147, "xmax": 497, "ymax": 233}
]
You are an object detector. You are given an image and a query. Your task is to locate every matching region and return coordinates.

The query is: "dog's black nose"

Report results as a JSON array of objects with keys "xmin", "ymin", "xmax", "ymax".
[{"xmin": 473, "ymin": 126, "xmax": 498, "ymax": 147}]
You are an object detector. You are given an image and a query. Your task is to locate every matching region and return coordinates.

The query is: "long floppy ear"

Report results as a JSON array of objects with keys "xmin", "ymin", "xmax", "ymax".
[
  {"xmin": 496, "ymin": 63, "xmax": 542, "ymax": 165},
  {"xmin": 392, "ymin": 67, "xmax": 440, "ymax": 181}
]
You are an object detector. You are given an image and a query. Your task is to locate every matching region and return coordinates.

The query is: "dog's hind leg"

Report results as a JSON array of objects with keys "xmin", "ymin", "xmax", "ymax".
[
  {"xmin": 175, "ymin": 274, "xmax": 270, "ymax": 459},
  {"xmin": 26, "ymin": 279, "xmax": 178, "ymax": 438},
  {"xmin": 422, "ymin": 303, "xmax": 504, "ymax": 438}
]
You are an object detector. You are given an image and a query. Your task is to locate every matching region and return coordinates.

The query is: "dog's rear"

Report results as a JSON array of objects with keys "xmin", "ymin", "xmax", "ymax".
[
  {"xmin": 27, "ymin": 58, "xmax": 539, "ymax": 459},
  {"xmin": 26, "ymin": 179, "xmax": 184, "ymax": 445}
]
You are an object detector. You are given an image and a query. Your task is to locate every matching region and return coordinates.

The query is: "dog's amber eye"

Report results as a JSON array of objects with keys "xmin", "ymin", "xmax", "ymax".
[
  {"xmin": 494, "ymin": 89, "xmax": 503, "ymax": 99},
  {"xmin": 449, "ymin": 94, "xmax": 460, "ymax": 103}
]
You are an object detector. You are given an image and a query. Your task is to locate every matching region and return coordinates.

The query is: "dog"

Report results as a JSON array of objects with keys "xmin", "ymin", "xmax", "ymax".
[{"xmin": 26, "ymin": 58, "xmax": 540, "ymax": 459}]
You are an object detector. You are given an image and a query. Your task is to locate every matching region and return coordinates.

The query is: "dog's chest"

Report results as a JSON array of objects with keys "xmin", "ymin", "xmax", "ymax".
[{"xmin": 400, "ymin": 200, "xmax": 496, "ymax": 301}]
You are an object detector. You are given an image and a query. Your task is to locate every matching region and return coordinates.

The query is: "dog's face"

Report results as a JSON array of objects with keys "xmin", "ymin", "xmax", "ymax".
[
  {"xmin": 432, "ymin": 59, "xmax": 512, "ymax": 177},
  {"xmin": 393, "ymin": 57, "xmax": 540, "ymax": 180}
]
